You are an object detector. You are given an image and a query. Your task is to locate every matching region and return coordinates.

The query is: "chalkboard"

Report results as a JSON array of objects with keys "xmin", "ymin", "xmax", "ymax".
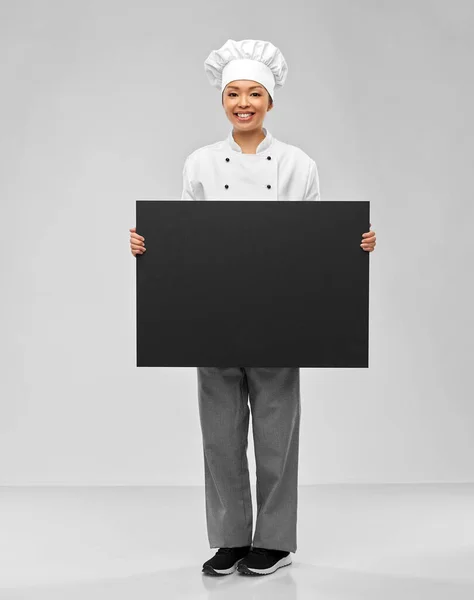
[{"xmin": 136, "ymin": 200, "xmax": 370, "ymax": 368}]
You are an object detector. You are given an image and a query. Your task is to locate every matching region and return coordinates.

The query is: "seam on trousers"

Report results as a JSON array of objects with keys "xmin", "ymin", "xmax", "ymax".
[{"xmin": 239, "ymin": 368, "xmax": 248, "ymax": 537}]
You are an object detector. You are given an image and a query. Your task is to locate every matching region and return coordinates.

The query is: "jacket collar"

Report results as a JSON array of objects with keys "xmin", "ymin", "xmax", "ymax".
[{"xmin": 226, "ymin": 127, "xmax": 273, "ymax": 154}]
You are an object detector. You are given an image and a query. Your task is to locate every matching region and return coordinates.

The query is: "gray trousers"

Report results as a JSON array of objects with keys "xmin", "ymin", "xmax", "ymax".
[{"xmin": 197, "ymin": 366, "xmax": 301, "ymax": 553}]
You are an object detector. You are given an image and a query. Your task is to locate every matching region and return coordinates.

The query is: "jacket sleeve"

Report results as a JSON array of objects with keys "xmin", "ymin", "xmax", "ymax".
[
  {"xmin": 304, "ymin": 159, "xmax": 321, "ymax": 201},
  {"xmin": 181, "ymin": 156, "xmax": 195, "ymax": 200}
]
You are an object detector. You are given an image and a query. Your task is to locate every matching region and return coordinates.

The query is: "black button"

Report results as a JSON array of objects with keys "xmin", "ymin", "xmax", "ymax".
[
  {"xmin": 225, "ymin": 184, "xmax": 229, "ymax": 189},
  {"xmin": 267, "ymin": 184, "xmax": 271, "ymax": 189},
  {"xmin": 267, "ymin": 156, "xmax": 271, "ymax": 160},
  {"xmin": 225, "ymin": 157, "xmax": 230, "ymax": 162}
]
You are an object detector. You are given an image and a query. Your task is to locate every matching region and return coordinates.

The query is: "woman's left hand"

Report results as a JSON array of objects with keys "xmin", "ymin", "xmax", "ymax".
[{"xmin": 360, "ymin": 223, "xmax": 376, "ymax": 252}]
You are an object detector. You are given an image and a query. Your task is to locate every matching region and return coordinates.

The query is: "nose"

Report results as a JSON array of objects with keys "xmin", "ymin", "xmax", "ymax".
[{"xmin": 238, "ymin": 97, "xmax": 251, "ymax": 108}]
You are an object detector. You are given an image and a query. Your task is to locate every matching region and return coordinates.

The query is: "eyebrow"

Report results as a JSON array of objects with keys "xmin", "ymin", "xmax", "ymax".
[{"xmin": 226, "ymin": 85, "xmax": 263, "ymax": 90}]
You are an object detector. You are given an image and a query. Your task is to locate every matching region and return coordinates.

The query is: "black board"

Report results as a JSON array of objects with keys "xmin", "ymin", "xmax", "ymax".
[{"xmin": 136, "ymin": 200, "xmax": 370, "ymax": 367}]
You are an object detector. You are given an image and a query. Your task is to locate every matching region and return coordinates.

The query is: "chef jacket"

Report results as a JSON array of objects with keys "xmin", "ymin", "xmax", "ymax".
[{"xmin": 181, "ymin": 127, "xmax": 320, "ymax": 202}]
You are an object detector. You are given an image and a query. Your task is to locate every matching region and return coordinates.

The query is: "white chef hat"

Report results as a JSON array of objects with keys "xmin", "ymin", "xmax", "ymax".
[{"xmin": 204, "ymin": 39, "xmax": 288, "ymax": 100}]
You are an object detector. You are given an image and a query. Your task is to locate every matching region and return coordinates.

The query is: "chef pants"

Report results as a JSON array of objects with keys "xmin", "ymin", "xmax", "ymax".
[{"xmin": 197, "ymin": 366, "xmax": 301, "ymax": 553}]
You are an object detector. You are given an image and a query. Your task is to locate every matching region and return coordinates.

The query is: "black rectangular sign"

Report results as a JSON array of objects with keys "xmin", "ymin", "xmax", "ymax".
[{"xmin": 136, "ymin": 201, "xmax": 370, "ymax": 367}]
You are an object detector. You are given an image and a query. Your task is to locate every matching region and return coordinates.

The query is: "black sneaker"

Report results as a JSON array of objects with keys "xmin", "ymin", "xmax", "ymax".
[
  {"xmin": 202, "ymin": 546, "xmax": 251, "ymax": 576},
  {"xmin": 237, "ymin": 547, "xmax": 292, "ymax": 576}
]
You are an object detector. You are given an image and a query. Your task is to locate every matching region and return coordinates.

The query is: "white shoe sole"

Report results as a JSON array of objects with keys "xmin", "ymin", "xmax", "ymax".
[{"xmin": 237, "ymin": 554, "xmax": 292, "ymax": 576}]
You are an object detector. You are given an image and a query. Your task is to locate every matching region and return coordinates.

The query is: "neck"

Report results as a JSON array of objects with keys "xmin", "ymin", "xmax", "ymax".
[{"xmin": 232, "ymin": 127, "xmax": 266, "ymax": 154}]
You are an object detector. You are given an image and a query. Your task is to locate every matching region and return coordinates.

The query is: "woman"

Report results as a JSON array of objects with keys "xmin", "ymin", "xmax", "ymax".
[{"xmin": 129, "ymin": 39, "xmax": 377, "ymax": 578}]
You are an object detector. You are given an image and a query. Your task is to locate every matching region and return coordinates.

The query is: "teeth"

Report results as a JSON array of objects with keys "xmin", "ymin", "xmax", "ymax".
[{"xmin": 237, "ymin": 113, "xmax": 253, "ymax": 118}]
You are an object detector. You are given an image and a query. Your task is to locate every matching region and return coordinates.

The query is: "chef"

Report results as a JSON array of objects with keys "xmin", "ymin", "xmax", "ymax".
[
  {"xmin": 128, "ymin": 37, "xmax": 377, "ymax": 578},
  {"xmin": 190, "ymin": 38, "xmax": 321, "ymax": 578},
  {"xmin": 181, "ymin": 39, "xmax": 320, "ymax": 202}
]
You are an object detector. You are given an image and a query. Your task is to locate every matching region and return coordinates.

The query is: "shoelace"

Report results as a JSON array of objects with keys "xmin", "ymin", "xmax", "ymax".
[
  {"xmin": 216, "ymin": 546, "xmax": 269, "ymax": 555},
  {"xmin": 217, "ymin": 547, "xmax": 246, "ymax": 555},
  {"xmin": 249, "ymin": 547, "xmax": 269, "ymax": 555}
]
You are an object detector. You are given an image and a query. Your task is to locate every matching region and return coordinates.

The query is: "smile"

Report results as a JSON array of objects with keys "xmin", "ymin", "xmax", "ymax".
[{"xmin": 234, "ymin": 113, "xmax": 255, "ymax": 121}]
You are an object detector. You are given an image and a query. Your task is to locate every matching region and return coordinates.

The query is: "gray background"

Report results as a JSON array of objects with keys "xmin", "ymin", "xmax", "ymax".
[{"xmin": 1, "ymin": 0, "xmax": 472, "ymax": 485}]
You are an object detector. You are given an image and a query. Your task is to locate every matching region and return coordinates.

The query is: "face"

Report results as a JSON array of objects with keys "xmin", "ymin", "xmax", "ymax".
[{"xmin": 222, "ymin": 80, "xmax": 273, "ymax": 132}]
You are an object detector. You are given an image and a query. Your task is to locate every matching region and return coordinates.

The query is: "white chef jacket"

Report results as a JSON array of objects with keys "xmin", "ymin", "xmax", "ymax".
[{"xmin": 181, "ymin": 127, "xmax": 320, "ymax": 202}]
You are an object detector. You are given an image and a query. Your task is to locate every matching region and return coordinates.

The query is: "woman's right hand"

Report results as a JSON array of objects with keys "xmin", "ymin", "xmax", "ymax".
[{"xmin": 129, "ymin": 226, "xmax": 146, "ymax": 256}]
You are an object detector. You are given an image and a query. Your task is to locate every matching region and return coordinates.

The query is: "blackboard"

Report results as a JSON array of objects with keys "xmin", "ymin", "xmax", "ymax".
[{"xmin": 136, "ymin": 200, "xmax": 370, "ymax": 367}]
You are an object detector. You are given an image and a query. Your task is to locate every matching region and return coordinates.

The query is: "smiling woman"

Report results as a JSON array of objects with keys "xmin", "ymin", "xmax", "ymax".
[
  {"xmin": 128, "ymin": 36, "xmax": 376, "ymax": 579},
  {"xmin": 188, "ymin": 38, "xmax": 321, "ymax": 577}
]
